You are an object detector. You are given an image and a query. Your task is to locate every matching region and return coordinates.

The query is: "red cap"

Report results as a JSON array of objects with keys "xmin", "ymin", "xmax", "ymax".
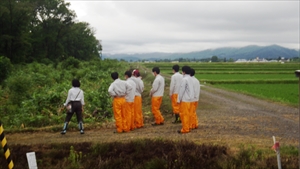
[{"xmin": 132, "ymin": 69, "xmax": 139, "ymax": 76}]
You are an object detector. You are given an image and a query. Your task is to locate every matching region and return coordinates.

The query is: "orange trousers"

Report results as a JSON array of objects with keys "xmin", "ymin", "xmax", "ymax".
[
  {"xmin": 151, "ymin": 96, "xmax": 164, "ymax": 124},
  {"xmin": 190, "ymin": 101, "xmax": 199, "ymax": 129},
  {"xmin": 171, "ymin": 94, "xmax": 180, "ymax": 114},
  {"xmin": 113, "ymin": 97, "xmax": 126, "ymax": 133},
  {"xmin": 134, "ymin": 96, "xmax": 144, "ymax": 128},
  {"xmin": 179, "ymin": 102, "xmax": 191, "ymax": 133},
  {"xmin": 125, "ymin": 102, "xmax": 134, "ymax": 131}
]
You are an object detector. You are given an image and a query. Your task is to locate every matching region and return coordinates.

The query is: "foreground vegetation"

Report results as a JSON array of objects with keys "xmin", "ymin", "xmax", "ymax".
[
  {"xmin": 0, "ymin": 139, "xmax": 298, "ymax": 169},
  {"xmin": 0, "ymin": 57, "xmax": 133, "ymax": 129}
]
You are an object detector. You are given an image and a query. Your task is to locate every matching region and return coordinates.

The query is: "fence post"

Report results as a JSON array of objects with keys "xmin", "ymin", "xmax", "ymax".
[{"xmin": 0, "ymin": 121, "xmax": 14, "ymax": 169}]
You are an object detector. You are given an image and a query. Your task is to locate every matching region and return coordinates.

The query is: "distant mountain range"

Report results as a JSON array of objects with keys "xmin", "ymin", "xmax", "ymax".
[{"xmin": 102, "ymin": 44, "xmax": 299, "ymax": 61}]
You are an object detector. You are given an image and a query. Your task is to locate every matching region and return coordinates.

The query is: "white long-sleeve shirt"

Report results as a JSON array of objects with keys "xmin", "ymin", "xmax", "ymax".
[
  {"xmin": 64, "ymin": 87, "xmax": 84, "ymax": 106},
  {"xmin": 125, "ymin": 78, "xmax": 136, "ymax": 102},
  {"xmin": 191, "ymin": 76, "xmax": 200, "ymax": 102},
  {"xmin": 150, "ymin": 74, "xmax": 165, "ymax": 97},
  {"xmin": 169, "ymin": 72, "xmax": 183, "ymax": 96},
  {"xmin": 131, "ymin": 76, "xmax": 144, "ymax": 96},
  {"xmin": 177, "ymin": 74, "xmax": 194, "ymax": 103},
  {"xmin": 108, "ymin": 79, "xmax": 133, "ymax": 97}
]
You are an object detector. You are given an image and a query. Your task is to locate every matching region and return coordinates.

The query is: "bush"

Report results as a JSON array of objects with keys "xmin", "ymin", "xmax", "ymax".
[
  {"xmin": 6, "ymin": 73, "xmax": 32, "ymax": 105},
  {"xmin": 0, "ymin": 56, "xmax": 13, "ymax": 83},
  {"xmin": 61, "ymin": 57, "xmax": 81, "ymax": 69},
  {"xmin": 1, "ymin": 59, "xmax": 128, "ymax": 128}
]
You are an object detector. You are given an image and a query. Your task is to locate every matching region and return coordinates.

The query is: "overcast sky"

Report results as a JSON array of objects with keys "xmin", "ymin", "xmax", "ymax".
[{"xmin": 65, "ymin": 1, "xmax": 299, "ymax": 54}]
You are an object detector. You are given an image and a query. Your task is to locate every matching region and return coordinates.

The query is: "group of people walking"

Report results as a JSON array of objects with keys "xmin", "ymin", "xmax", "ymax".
[
  {"xmin": 60, "ymin": 64, "xmax": 200, "ymax": 135},
  {"xmin": 107, "ymin": 70, "xmax": 144, "ymax": 133},
  {"xmin": 170, "ymin": 65, "xmax": 201, "ymax": 133}
]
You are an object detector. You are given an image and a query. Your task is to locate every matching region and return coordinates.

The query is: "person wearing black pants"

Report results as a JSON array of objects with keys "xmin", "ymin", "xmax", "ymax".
[{"xmin": 61, "ymin": 79, "xmax": 85, "ymax": 134}]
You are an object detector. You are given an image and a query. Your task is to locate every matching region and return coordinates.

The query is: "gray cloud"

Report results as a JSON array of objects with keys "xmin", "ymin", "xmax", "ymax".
[{"xmin": 66, "ymin": 1, "xmax": 299, "ymax": 54}]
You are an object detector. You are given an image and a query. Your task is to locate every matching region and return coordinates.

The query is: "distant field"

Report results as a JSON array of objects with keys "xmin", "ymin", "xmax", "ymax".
[
  {"xmin": 213, "ymin": 83, "xmax": 298, "ymax": 106},
  {"xmin": 196, "ymin": 74, "xmax": 294, "ymax": 81},
  {"xmin": 143, "ymin": 62, "xmax": 300, "ymax": 106}
]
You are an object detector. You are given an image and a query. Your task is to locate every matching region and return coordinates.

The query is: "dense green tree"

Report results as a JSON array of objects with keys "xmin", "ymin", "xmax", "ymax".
[
  {"xmin": 28, "ymin": 0, "xmax": 76, "ymax": 62},
  {"xmin": 211, "ymin": 56, "xmax": 219, "ymax": 62},
  {"xmin": 0, "ymin": 0, "xmax": 33, "ymax": 63},
  {"xmin": 0, "ymin": 0, "xmax": 101, "ymax": 63},
  {"xmin": 228, "ymin": 58, "xmax": 235, "ymax": 62},
  {"xmin": 277, "ymin": 56, "xmax": 282, "ymax": 61},
  {"xmin": 63, "ymin": 22, "xmax": 101, "ymax": 61}
]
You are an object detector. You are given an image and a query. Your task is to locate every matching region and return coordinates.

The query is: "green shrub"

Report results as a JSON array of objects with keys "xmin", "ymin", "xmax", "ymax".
[
  {"xmin": 1, "ymin": 59, "xmax": 128, "ymax": 128},
  {"xmin": 61, "ymin": 57, "xmax": 81, "ymax": 69},
  {"xmin": 0, "ymin": 56, "xmax": 13, "ymax": 83},
  {"xmin": 6, "ymin": 73, "xmax": 32, "ymax": 105}
]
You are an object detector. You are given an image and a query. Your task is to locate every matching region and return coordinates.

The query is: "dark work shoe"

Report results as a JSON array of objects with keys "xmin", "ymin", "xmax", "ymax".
[
  {"xmin": 80, "ymin": 130, "xmax": 84, "ymax": 134},
  {"xmin": 159, "ymin": 122, "xmax": 164, "ymax": 125},
  {"xmin": 61, "ymin": 130, "xmax": 66, "ymax": 135},
  {"xmin": 172, "ymin": 114, "xmax": 179, "ymax": 123}
]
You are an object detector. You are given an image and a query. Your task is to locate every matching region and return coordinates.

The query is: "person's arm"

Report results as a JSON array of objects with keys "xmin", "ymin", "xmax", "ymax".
[
  {"xmin": 81, "ymin": 90, "xmax": 85, "ymax": 105},
  {"xmin": 125, "ymin": 82, "xmax": 133, "ymax": 95},
  {"xmin": 108, "ymin": 84, "xmax": 116, "ymax": 97},
  {"xmin": 64, "ymin": 90, "xmax": 71, "ymax": 106},
  {"xmin": 177, "ymin": 79, "xmax": 186, "ymax": 103},
  {"xmin": 139, "ymin": 80, "xmax": 144, "ymax": 93},
  {"xmin": 197, "ymin": 80, "xmax": 201, "ymax": 100},
  {"xmin": 150, "ymin": 78, "xmax": 159, "ymax": 96},
  {"xmin": 169, "ymin": 75, "xmax": 175, "ymax": 97}
]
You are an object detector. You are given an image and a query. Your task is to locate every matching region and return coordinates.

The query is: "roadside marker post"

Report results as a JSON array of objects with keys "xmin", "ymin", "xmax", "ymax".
[
  {"xmin": 295, "ymin": 70, "xmax": 300, "ymax": 169},
  {"xmin": 272, "ymin": 136, "xmax": 281, "ymax": 169},
  {"xmin": 0, "ymin": 121, "xmax": 14, "ymax": 169},
  {"xmin": 26, "ymin": 152, "xmax": 38, "ymax": 169}
]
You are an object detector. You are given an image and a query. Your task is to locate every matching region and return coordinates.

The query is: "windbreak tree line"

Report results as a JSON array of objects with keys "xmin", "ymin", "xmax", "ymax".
[{"xmin": 0, "ymin": 0, "xmax": 102, "ymax": 64}]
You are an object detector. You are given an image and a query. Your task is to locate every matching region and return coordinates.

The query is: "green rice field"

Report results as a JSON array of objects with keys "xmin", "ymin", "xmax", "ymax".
[
  {"xmin": 143, "ymin": 62, "xmax": 300, "ymax": 106},
  {"xmin": 214, "ymin": 83, "xmax": 298, "ymax": 105}
]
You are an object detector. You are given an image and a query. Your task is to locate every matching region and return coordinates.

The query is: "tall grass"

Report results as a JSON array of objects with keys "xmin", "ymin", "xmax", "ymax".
[
  {"xmin": 0, "ymin": 59, "xmax": 131, "ymax": 129},
  {"xmin": 1, "ymin": 139, "xmax": 297, "ymax": 169}
]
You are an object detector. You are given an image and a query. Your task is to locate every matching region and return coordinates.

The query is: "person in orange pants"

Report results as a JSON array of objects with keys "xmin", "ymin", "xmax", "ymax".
[
  {"xmin": 132, "ymin": 70, "xmax": 144, "ymax": 128},
  {"xmin": 190, "ymin": 68, "xmax": 200, "ymax": 129},
  {"xmin": 108, "ymin": 72, "xmax": 133, "ymax": 133},
  {"xmin": 169, "ymin": 64, "xmax": 183, "ymax": 123},
  {"xmin": 124, "ymin": 70, "xmax": 136, "ymax": 131},
  {"xmin": 150, "ymin": 67, "xmax": 165, "ymax": 125},
  {"xmin": 177, "ymin": 66, "xmax": 194, "ymax": 134}
]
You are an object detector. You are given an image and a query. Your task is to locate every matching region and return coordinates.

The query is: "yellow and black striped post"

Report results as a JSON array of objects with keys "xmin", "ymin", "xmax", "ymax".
[{"xmin": 0, "ymin": 121, "xmax": 14, "ymax": 169}]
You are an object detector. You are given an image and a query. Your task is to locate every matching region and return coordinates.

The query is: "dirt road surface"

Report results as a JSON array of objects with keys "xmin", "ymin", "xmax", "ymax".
[{"xmin": 6, "ymin": 85, "xmax": 299, "ymax": 150}]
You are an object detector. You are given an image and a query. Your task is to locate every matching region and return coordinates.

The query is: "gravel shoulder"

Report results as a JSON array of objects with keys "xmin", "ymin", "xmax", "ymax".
[{"xmin": 6, "ymin": 85, "xmax": 299, "ymax": 150}]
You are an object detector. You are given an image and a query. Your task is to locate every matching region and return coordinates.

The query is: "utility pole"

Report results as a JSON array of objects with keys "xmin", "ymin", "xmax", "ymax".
[{"xmin": 294, "ymin": 70, "xmax": 300, "ymax": 169}]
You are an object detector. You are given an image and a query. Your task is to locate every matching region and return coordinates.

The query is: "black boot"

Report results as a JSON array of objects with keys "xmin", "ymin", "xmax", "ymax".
[
  {"xmin": 61, "ymin": 122, "xmax": 68, "ymax": 134},
  {"xmin": 79, "ymin": 122, "xmax": 84, "ymax": 134},
  {"xmin": 172, "ymin": 114, "xmax": 179, "ymax": 124}
]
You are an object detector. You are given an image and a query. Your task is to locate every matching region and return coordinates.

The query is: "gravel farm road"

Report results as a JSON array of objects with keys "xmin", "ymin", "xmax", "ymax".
[{"xmin": 6, "ymin": 85, "xmax": 299, "ymax": 150}]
